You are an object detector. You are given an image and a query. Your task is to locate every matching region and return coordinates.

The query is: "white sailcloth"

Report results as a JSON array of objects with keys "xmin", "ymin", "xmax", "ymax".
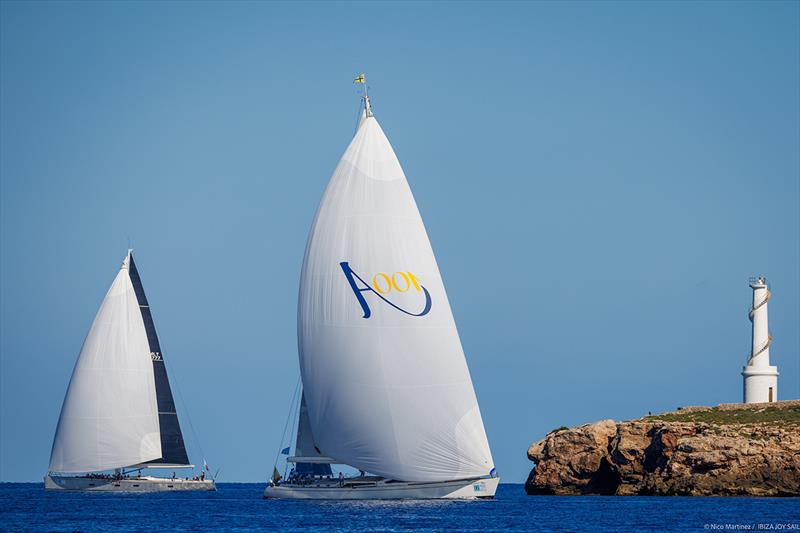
[
  {"xmin": 49, "ymin": 254, "xmax": 162, "ymax": 473},
  {"xmin": 298, "ymin": 106, "xmax": 494, "ymax": 482}
]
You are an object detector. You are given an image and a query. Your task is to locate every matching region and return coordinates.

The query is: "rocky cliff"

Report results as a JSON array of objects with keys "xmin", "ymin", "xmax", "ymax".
[{"xmin": 525, "ymin": 401, "xmax": 800, "ymax": 496}]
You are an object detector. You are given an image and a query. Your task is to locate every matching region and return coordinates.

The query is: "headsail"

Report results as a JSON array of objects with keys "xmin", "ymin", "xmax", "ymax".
[
  {"xmin": 49, "ymin": 253, "xmax": 161, "ymax": 473},
  {"xmin": 128, "ymin": 252, "xmax": 190, "ymax": 467},
  {"xmin": 297, "ymin": 97, "xmax": 495, "ymax": 482}
]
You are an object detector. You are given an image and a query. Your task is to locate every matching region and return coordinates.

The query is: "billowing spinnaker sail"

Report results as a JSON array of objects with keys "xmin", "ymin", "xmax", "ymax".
[
  {"xmin": 298, "ymin": 111, "xmax": 494, "ymax": 482},
  {"xmin": 49, "ymin": 255, "xmax": 161, "ymax": 473}
]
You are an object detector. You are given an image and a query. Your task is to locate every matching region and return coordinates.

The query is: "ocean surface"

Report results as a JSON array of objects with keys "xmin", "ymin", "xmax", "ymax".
[{"xmin": 1, "ymin": 483, "xmax": 798, "ymax": 532}]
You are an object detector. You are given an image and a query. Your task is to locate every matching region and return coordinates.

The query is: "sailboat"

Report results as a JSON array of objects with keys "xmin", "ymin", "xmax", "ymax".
[
  {"xmin": 44, "ymin": 251, "xmax": 214, "ymax": 492},
  {"xmin": 264, "ymin": 80, "xmax": 498, "ymax": 499}
]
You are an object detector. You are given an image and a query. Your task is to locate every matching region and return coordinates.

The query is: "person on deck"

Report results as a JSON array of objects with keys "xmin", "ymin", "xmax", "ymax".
[{"xmin": 338, "ymin": 471, "xmax": 344, "ymax": 487}]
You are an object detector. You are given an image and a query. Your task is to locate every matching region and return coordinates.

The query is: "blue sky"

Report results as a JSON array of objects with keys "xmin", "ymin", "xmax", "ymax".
[{"xmin": 1, "ymin": 1, "xmax": 798, "ymax": 483}]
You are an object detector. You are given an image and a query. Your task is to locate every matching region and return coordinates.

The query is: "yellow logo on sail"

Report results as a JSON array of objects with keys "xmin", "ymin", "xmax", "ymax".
[
  {"xmin": 340, "ymin": 262, "xmax": 431, "ymax": 319},
  {"xmin": 370, "ymin": 271, "xmax": 423, "ymax": 294}
]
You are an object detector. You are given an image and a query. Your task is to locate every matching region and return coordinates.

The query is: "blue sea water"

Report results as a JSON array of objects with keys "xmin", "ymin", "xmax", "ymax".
[{"xmin": 1, "ymin": 483, "xmax": 798, "ymax": 532}]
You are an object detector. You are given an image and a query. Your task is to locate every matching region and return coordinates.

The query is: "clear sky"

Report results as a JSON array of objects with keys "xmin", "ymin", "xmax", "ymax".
[{"xmin": 1, "ymin": 1, "xmax": 798, "ymax": 483}]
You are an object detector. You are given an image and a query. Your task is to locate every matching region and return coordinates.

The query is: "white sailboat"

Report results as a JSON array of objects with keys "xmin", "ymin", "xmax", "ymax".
[
  {"xmin": 264, "ymin": 79, "xmax": 498, "ymax": 500},
  {"xmin": 45, "ymin": 251, "xmax": 214, "ymax": 492}
]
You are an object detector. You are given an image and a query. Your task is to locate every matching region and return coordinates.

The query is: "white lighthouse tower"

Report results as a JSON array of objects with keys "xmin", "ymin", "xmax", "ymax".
[{"xmin": 742, "ymin": 276, "xmax": 779, "ymax": 403}]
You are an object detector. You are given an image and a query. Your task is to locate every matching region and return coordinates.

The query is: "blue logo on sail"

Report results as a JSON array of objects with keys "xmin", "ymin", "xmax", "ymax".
[{"xmin": 340, "ymin": 261, "xmax": 432, "ymax": 319}]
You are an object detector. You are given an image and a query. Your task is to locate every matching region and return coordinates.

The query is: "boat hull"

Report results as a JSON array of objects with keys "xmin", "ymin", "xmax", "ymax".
[
  {"xmin": 263, "ymin": 476, "xmax": 498, "ymax": 500},
  {"xmin": 44, "ymin": 474, "xmax": 215, "ymax": 492}
]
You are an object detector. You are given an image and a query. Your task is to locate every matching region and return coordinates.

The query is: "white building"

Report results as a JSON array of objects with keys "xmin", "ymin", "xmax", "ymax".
[{"xmin": 742, "ymin": 276, "xmax": 779, "ymax": 403}]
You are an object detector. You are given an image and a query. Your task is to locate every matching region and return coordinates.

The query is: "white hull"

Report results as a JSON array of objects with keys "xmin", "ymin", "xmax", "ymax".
[
  {"xmin": 263, "ymin": 476, "xmax": 499, "ymax": 500},
  {"xmin": 44, "ymin": 474, "xmax": 215, "ymax": 492}
]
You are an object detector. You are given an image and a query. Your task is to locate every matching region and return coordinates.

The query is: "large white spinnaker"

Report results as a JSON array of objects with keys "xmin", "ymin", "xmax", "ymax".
[
  {"xmin": 49, "ymin": 253, "xmax": 161, "ymax": 473},
  {"xmin": 298, "ymin": 101, "xmax": 494, "ymax": 482}
]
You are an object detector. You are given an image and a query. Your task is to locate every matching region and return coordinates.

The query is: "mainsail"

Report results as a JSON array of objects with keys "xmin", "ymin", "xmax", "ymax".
[
  {"xmin": 49, "ymin": 253, "xmax": 162, "ymax": 473},
  {"xmin": 128, "ymin": 253, "xmax": 190, "ymax": 467},
  {"xmin": 297, "ymin": 99, "xmax": 495, "ymax": 482},
  {"xmin": 293, "ymin": 393, "xmax": 333, "ymax": 476}
]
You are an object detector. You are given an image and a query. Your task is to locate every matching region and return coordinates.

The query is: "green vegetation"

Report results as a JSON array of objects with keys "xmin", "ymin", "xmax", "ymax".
[
  {"xmin": 645, "ymin": 405, "xmax": 800, "ymax": 425},
  {"xmin": 549, "ymin": 426, "xmax": 570, "ymax": 434}
]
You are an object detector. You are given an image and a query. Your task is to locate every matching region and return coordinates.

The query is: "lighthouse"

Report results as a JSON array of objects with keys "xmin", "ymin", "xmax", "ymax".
[{"xmin": 742, "ymin": 276, "xmax": 779, "ymax": 403}]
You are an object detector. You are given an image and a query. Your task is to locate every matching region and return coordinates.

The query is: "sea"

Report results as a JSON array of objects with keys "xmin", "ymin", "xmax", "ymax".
[{"xmin": 1, "ymin": 483, "xmax": 798, "ymax": 532}]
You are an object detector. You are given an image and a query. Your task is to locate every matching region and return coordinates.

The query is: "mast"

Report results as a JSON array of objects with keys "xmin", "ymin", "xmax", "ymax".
[
  {"xmin": 356, "ymin": 73, "xmax": 372, "ymax": 129},
  {"xmin": 363, "ymin": 88, "xmax": 373, "ymax": 118},
  {"xmin": 127, "ymin": 251, "xmax": 190, "ymax": 466}
]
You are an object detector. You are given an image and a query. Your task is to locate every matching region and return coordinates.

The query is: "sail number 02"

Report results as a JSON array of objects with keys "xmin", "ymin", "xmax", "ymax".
[{"xmin": 371, "ymin": 272, "xmax": 422, "ymax": 294}]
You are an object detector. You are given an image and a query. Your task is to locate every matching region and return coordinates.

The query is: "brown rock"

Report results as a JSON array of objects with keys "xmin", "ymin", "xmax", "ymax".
[
  {"xmin": 526, "ymin": 419, "xmax": 618, "ymax": 495},
  {"xmin": 525, "ymin": 402, "xmax": 800, "ymax": 496}
]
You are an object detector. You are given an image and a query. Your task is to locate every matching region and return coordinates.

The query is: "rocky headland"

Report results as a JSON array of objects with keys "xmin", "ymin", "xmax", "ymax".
[{"xmin": 525, "ymin": 400, "xmax": 800, "ymax": 496}]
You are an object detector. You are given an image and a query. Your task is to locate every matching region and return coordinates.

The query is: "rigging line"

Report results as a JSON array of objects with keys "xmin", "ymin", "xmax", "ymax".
[
  {"xmin": 162, "ymin": 350, "xmax": 208, "ymax": 474},
  {"xmin": 288, "ymin": 379, "xmax": 302, "ymax": 455},
  {"xmin": 272, "ymin": 375, "xmax": 301, "ymax": 474},
  {"xmin": 353, "ymin": 93, "xmax": 364, "ymax": 135},
  {"xmin": 132, "ymin": 258, "xmax": 204, "ymax": 474},
  {"xmin": 272, "ymin": 376, "xmax": 300, "ymax": 478},
  {"xmin": 285, "ymin": 383, "xmax": 302, "ymax": 477},
  {"xmin": 286, "ymin": 378, "xmax": 301, "ymax": 449}
]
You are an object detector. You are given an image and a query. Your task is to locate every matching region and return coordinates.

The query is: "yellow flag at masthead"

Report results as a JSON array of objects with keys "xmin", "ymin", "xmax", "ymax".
[{"xmin": 353, "ymin": 73, "xmax": 365, "ymax": 84}]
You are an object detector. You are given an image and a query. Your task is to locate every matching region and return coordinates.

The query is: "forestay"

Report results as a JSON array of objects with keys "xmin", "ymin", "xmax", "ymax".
[
  {"xmin": 49, "ymin": 253, "xmax": 161, "ymax": 473},
  {"xmin": 297, "ymin": 105, "xmax": 494, "ymax": 482}
]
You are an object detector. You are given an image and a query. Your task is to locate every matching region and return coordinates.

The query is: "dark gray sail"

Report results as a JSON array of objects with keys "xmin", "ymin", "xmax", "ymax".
[
  {"xmin": 128, "ymin": 253, "xmax": 190, "ymax": 467},
  {"xmin": 295, "ymin": 393, "xmax": 332, "ymax": 476}
]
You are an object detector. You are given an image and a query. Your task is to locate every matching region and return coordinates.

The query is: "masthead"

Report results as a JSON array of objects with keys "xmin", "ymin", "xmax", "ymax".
[{"xmin": 354, "ymin": 73, "xmax": 373, "ymax": 118}]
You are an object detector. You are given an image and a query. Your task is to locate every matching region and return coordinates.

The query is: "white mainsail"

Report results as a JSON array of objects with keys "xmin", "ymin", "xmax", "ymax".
[
  {"xmin": 297, "ymin": 100, "xmax": 494, "ymax": 482},
  {"xmin": 49, "ymin": 253, "xmax": 162, "ymax": 473}
]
